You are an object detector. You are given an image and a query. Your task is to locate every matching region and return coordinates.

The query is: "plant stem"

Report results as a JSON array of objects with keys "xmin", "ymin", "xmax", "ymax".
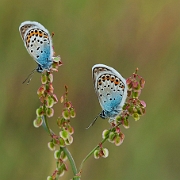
[
  {"xmin": 62, "ymin": 147, "xmax": 80, "ymax": 180},
  {"xmin": 42, "ymin": 115, "xmax": 80, "ymax": 179},
  {"xmin": 42, "ymin": 115, "xmax": 51, "ymax": 135},
  {"xmin": 79, "ymin": 136, "xmax": 108, "ymax": 173},
  {"xmin": 78, "ymin": 124, "xmax": 121, "ymax": 175}
]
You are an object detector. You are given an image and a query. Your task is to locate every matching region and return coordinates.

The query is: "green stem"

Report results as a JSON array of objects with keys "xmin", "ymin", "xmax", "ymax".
[
  {"xmin": 78, "ymin": 123, "xmax": 121, "ymax": 174},
  {"xmin": 42, "ymin": 115, "xmax": 51, "ymax": 135},
  {"xmin": 79, "ymin": 136, "xmax": 108, "ymax": 172},
  {"xmin": 62, "ymin": 147, "xmax": 80, "ymax": 180},
  {"xmin": 42, "ymin": 116, "xmax": 80, "ymax": 179}
]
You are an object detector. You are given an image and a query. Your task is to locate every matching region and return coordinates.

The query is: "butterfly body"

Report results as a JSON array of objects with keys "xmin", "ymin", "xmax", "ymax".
[
  {"xmin": 92, "ymin": 64, "xmax": 127, "ymax": 121},
  {"xmin": 19, "ymin": 21, "xmax": 53, "ymax": 72}
]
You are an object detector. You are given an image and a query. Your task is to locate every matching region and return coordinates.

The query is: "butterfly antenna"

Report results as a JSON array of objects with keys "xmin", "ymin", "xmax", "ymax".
[
  {"xmin": 22, "ymin": 68, "xmax": 36, "ymax": 85},
  {"xmin": 86, "ymin": 113, "xmax": 100, "ymax": 129}
]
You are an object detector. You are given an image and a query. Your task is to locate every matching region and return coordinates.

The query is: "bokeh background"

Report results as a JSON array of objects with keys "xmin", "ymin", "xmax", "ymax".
[{"xmin": 0, "ymin": 0, "xmax": 180, "ymax": 179}]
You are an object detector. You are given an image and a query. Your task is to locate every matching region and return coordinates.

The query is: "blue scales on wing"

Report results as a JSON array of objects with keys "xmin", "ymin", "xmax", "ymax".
[{"xmin": 24, "ymin": 28, "xmax": 53, "ymax": 70}]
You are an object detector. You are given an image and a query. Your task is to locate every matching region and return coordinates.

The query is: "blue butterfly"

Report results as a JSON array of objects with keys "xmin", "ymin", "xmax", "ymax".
[
  {"xmin": 86, "ymin": 64, "xmax": 127, "ymax": 128},
  {"xmin": 19, "ymin": 21, "xmax": 53, "ymax": 84}
]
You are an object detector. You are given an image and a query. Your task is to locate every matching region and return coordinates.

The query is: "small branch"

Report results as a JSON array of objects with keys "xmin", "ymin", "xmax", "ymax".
[
  {"xmin": 42, "ymin": 115, "xmax": 51, "ymax": 135},
  {"xmin": 62, "ymin": 147, "xmax": 80, "ymax": 180},
  {"xmin": 79, "ymin": 137, "xmax": 108, "ymax": 173}
]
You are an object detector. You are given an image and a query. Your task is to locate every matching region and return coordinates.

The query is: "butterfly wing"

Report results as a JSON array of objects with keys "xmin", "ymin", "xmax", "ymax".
[
  {"xmin": 92, "ymin": 64, "xmax": 127, "ymax": 118},
  {"xmin": 19, "ymin": 21, "xmax": 53, "ymax": 70}
]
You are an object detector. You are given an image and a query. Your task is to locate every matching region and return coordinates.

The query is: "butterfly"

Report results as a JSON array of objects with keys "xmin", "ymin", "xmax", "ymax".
[
  {"xmin": 86, "ymin": 64, "xmax": 127, "ymax": 129},
  {"xmin": 19, "ymin": 21, "xmax": 53, "ymax": 84}
]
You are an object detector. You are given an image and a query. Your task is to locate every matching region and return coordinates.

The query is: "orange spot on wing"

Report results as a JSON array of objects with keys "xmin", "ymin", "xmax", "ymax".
[{"xmin": 115, "ymin": 80, "xmax": 120, "ymax": 85}]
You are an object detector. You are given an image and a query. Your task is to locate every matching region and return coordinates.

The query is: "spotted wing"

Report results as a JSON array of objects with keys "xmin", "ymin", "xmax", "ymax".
[
  {"xmin": 92, "ymin": 64, "xmax": 127, "ymax": 114},
  {"xmin": 19, "ymin": 21, "xmax": 53, "ymax": 70}
]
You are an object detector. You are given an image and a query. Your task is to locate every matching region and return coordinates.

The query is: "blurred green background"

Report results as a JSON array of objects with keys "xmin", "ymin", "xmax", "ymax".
[{"xmin": 0, "ymin": 0, "xmax": 180, "ymax": 179}]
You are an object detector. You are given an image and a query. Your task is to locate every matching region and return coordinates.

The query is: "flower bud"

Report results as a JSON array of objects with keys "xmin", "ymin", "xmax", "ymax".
[
  {"xmin": 53, "ymin": 56, "xmax": 61, "ymax": 62},
  {"xmin": 59, "ymin": 137, "xmax": 65, "ymax": 147},
  {"xmin": 102, "ymin": 129, "xmax": 110, "ymax": 139},
  {"xmin": 48, "ymin": 142, "xmax": 56, "ymax": 151},
  {"xmin": 36, "ymin": 106, "xmax": 44, "ymax": 117},
  {"xmin": 67, "ymin": 125, "xmax": 74, "ymax": 135},
  {"xmin": 94, "ymin": 150, "xmax": 100, "ymax": 159},
  {"xmin": 141, "ymin": 107, "xmax": 146, "ymax": 115},
  {"xmin": 102, "ymin": 148, "xmax": 109, "ymax": 158},
  {"xmin": 57, "ymin": 117, "xmax": 64, "ymax": 127},
  {"xmin": 60, "ymin": 96, "xmax": 64, "ymax": 103},
  {"xmin": 109, "ymin": 132, "xmax": 116, "ymax": 141},
  {"xmin": 132, "ymin": 81, "xmax": 140, "ymax": 90},
  {"xmin": 52, "ymin": 94, "xmax": 58, "ymax": 104},
  {"xmin": 48, "ymin": 73, "xmax": 53, "ymax": 83},
  {"xmin": 122, "ymin": 119, "xmax": 129, "ymax": 129},
  {"xmin": 60, "ymin": 130, "xmax": 69, "ymax": 140},
  {"xmin": 65, "ymin": 135, "xmax": 73, "ymax": 145},
  {"xmin": 47, "ymin": 83, "xmax": 54, "ymax": 94},
  {"xmin": 137, "ymin": 108, "xmax": 143, "ymax": 115},
  {"xmin": 37, "ymin": 85, "xmax": 46, "ymax": 96},
  {"xmin": 46, "ymin": 108, "xmax": 54, "ymax": 117},
  {"xmin": 57, "ymin": 167, "xmax": 64, "ymax": 177},
  {"xmin": 46, "ymin": 96, "xmax": 54, "ymax": 108},
  {"xmin": 33, "ymin": 117, "xmax": 43, "ymax": 128},
  {"xmin": 60, "ymin": 151, "xmax": 67, "ymax": 161},
  {"xmin": 114, "ymin": 136, "xmax": 123, "ymax": 146},
  {"xmin": 62, "ymin": 109, "xmax": 70, "ymax": 120},
  {"xmin": 127, "ymin": 105, "xmax": 134, "ymax": 114},
  {"xmin": 70, "ymin": 108, "xmax": 76, "ymax": 118},
  {"xmin": 127, "ymin": 90, "xmax": 132, "ymax": 97},
  {"xmin": 41, "ymin": 74, "xmax": 48, "ymax": 84},
  {"xmin": 126, "ymin": 78, "xmax": 132, "ymax": 89},
  {"xmin": 51, "ymin": 62, "xmax": 59, "ymax": 72},
  {"xmin": 52, "ymin": 138, "xmax": 59, "ymax": 145},
  {"xmin": 54, "ymin": 150, "xmax": 61, "ymax": 159},
  {"xmin": 133, "ymin": 113, "xmax": 140, "ymax": 121},
  {"xmin": 47, "ymin": 176, "xmax": 53, "ymax": 180},
  {"xmin": 140, "ymin": 100, "xmax": 146, "ymax": 108},
  {"xmin": 140, "ymin": 78, "xmax": 145, "ymax": 89},
  {"xmin": 132, "ymin": 91, "xmax": 139, "ymax": 98},
  {"xmin": 65, "ymin": 102, "xmax": 72, "ymax": 109}
]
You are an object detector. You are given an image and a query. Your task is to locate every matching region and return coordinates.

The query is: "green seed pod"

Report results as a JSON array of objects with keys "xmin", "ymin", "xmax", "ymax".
[
  {"xmin": 62, "ymin": 109, "xmax": 70, "ymax": 120},
  {"xmin": 41, "ymin": 74, "xmax": 48, "ymax": 84},
  {"xmin": 102, "ymin": 148, "xmax": 109, "ymax": 158},
  {"xmin": 48, "ymin": 142, "xmax": 56, "ymax": 151},
  {"xmin": 36, "ymin": 106, "xmax": 44, "ymax": 117},
  {"xmin": 46, "ymin": 108, "xmax": 54, "ymax": 118},
  {"xmin": 94, "ymin": 150, "xmax": 100, "ymax": 159},
  {"xmin": 133, "ymin": 113, "xmax": 140, "ymax": 121},
  {"xmin": 33, "ymin": 117, "xmax": 43, "ymax": 128},
  {"xmin": 102, "ymin": 129, "xmax": 110, "ymax": 139}
]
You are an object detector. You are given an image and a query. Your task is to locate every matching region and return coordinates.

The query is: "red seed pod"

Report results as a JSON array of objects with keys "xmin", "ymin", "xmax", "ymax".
[{"xmin": 140, "ymin": 78, "xmax": 145, "ymax": 89}]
